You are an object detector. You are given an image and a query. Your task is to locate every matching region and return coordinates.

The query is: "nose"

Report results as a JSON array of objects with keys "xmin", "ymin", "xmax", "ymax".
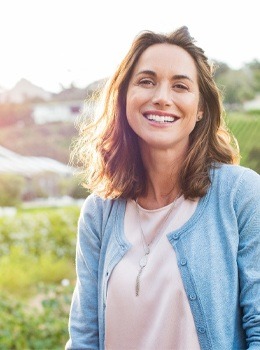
[{"xmin": 152, "ymin": 83, "xmax": 173, "ymax": 106}]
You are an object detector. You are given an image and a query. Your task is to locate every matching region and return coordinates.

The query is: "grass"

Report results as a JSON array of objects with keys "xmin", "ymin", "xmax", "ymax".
[{"xmin": 226, "ymin": 111, "xmax": 260, "ymax": 172}]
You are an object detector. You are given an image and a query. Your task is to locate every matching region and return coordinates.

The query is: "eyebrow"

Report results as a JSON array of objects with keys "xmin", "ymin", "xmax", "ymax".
[{"xmin": 136, "ymin": 70, "xmax": 194, "ymax": 83}]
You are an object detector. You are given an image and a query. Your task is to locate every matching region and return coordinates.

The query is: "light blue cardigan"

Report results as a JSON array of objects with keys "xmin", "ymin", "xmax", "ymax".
[{"xmin": 66, "ymin": 164, "xmax": 260, "ymax": 350}]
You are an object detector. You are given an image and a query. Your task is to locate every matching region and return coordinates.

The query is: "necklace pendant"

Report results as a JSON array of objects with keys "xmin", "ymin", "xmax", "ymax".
[{"xmin": 135, "ymin": 266, "xmax": 144, "ymax": 296}]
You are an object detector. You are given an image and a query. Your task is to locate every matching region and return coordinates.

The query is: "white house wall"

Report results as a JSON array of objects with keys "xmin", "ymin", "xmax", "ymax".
[{"xmin": 32, "ymin": 100, "xmax": 84, "ymax": 124}]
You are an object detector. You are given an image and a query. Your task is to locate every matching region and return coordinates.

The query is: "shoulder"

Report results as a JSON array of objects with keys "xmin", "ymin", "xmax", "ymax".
[
  {"xmin": 210, "ymin": 164, "xmax": 260, "ymax": 212},
  {"xmin": 212, "ymin": 163, "xmax": 260, "ymax": 191},
  {"xmin": 81, "ymin": 192, "xmax": 113, "ymax": 212},
  {"xmin": 80, "ymin": 193, "xmax": 124, "ymax": 231}
]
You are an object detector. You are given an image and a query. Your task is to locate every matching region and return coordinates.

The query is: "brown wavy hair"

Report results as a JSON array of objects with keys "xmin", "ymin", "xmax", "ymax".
[{"xmin": 71, "ymin": 26, "xmax": 240, "ymax": 199}]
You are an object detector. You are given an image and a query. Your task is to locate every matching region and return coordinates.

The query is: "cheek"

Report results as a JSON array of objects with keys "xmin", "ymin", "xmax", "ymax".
[
  {"xmin": 126, "ymin": 96, "xmax": 136, "ymax": 129},
  {"xmin": 126, "ymin": 92, "xmax": 138, "ymax": 120},
  {"xmin": 183, "ymin": 96, "xmax": 201, "ymax": 118},
  {"xmin": 125, "ymin": 97, "xmax": 132, "ymax": 124}
]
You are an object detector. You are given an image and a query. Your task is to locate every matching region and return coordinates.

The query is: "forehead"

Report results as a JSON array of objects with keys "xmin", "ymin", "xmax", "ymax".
[{"xmin": 133, "ymin": 43, "xmax": 198, "ymax": 79}]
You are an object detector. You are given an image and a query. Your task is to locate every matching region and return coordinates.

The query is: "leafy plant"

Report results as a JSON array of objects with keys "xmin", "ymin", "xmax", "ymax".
[
  {"xmin": 0, "ymin": 173, "xmax": 25, "ymax": 206},
  {"xmin": 0, "ymin": 284, "xmax": 73, "ymax": 349},
  {"xmin": 0, "ymin": 206, "xmax": 80, "ymax": 348}
]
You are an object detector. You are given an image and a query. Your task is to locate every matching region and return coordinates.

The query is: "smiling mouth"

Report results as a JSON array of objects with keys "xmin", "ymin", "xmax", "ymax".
[{"xmin": 144, "ymin": 114, "xmax": 179, "ymax": 124}]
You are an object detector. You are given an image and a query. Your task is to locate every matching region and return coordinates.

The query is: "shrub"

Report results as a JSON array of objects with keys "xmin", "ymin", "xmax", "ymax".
[
  {"xmin": 0, "ymin": 206, "xmax": 79, "ymax": 297},
  {"xmin": 0, "ymin": 173, "xmax": 25, "ymax": 206},
  {"xmin": 0, "ymin": 206, "xmax": 79, "ymax": 348},
  {"xmin": 0, "ymin": 284, "xmax": 73, "ymax": 349},
  {"xmin": 0, "ymin": 247, "xmax": 75, "ymax": 297}
]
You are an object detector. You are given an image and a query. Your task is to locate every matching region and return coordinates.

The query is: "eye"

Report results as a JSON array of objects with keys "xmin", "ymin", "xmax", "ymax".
[
  {"xmin": 173, "ymin": 83, "xmax": 189, "ymax": 91},
  {"xmin": 139, "ymin": 78, "xmax": 155, "ymax": 86}
]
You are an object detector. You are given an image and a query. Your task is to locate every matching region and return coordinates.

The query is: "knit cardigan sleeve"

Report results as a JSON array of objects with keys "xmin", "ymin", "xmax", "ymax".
[
  {"xmin": 65, "ymin": 194, "xmax": 103, "ymax": 350},
  {"xmin": 235, "ymin": 168, "xmax": 260, "ymax": 348}
]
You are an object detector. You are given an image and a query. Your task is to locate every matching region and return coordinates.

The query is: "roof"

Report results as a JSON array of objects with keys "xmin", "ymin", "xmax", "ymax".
[{"xmin": 0, "ymin": 145, "xmax": 74, "ymax": 177}]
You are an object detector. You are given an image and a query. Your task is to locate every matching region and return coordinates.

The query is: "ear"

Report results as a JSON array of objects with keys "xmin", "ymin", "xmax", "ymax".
[
  {"xmin": 196, "ymin": 113, "xmax": 203, "ymax": 121},
  {"xmin": 197, "ymin": 100, "xmax": 204, "ymax": 122}
]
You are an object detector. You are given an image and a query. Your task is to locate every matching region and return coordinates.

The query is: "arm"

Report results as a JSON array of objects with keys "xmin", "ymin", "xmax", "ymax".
[
  {"xmin": 236, "ymin": 169, "xmax": 260, "ymax": 349},
  {"xmin": 66, "ymin": 194, "xmax": 102, "ymax": 350}
]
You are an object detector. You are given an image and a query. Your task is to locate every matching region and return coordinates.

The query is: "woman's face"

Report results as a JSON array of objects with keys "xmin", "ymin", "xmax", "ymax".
[{"xmin": 126, "ymin": 43, "xmax": 203, "ymax": 153}]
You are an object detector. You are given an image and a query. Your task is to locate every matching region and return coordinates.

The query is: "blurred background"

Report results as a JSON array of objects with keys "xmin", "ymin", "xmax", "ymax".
[{"xmin": 0, "ymin": 0, "xmax": 259, "ymax": 348}]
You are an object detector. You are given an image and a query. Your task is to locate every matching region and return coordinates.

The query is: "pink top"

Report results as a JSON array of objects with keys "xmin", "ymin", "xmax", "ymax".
[{"xmin": 105, "ymin": 196, "xmax": 201, "ymax": 350}]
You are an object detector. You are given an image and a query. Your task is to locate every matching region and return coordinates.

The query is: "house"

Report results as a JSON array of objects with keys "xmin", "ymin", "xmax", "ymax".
[
  {"xmin": 0, "ymin": 145, "xmax": 73, "ymax": 176},
  {"xmin": 31, "ymin": 80, "xmax": 106, "ymax": 124},
  {"xmin": 0, "ymin": 145, "xmax": 74, "ymax": 200},
  {"xmin": 32, "ymin": 99, "xmax": 84, "ymax": 124},
  {"xmin": 0, "ymin": 78, "xmax": 106, "ymax": 124}
]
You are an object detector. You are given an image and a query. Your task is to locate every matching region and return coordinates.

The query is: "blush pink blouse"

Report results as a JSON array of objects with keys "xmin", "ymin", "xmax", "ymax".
[{"xmin": 105, "ymin": 196, "xmax": 201, "ymax": 350}]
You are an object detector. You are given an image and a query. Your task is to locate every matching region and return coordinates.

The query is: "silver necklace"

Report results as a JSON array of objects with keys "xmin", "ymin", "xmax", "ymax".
[{"xmin": 135, "ymin": 193, "xmax": 180, "ymax": 296}]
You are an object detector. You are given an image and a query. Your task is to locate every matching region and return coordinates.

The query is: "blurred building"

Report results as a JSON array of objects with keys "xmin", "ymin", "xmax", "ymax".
[
  {"xmin": 32, "ymin": 100, "xmax": 83, "ymax": 124},
  {"xmin": 0, "ymin": 145, "xmax": 74, "ymax": 200}
]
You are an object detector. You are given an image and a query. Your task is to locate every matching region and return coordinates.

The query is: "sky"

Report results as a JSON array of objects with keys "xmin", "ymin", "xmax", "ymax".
[{"xmin": 0, "ymin": 0, "xmax": 259, "ymax": 93}]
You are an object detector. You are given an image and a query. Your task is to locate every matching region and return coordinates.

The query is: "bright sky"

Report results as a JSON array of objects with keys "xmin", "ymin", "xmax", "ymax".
[{"xmin": 1, "ymin": 0, "xmax": 259, "ymax": 93}]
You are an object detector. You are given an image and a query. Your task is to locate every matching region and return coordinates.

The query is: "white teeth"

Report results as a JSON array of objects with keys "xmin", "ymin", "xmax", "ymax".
[{"xmin": 146, "ymin": 114, "xmax": 176, "ymax": 123}]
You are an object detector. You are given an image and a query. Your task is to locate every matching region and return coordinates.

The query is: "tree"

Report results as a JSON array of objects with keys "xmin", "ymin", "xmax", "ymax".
[
  {"xmin": 215, "ymin": 69, "xmax": 255, "ymax": 106},
  {"xmin": 212, "ymin": 60, "xmax": 230, "ymax": 79},
  {"xmin": 246, "ymin": 59, "xmax": 260, "ymax": 92}
]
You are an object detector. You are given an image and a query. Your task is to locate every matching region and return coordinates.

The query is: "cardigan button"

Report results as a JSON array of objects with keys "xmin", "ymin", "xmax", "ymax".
[
  {"xmin": 173, "ymin": 233, "xmax": 179, "ymax": 239},
  {"xmin": 189, "ymin": 293, "xmax": 197, "ymax": 300},
  {"xmin": 197, "ymin": 326, "xmax": 206, "ymax": 333},
  {"xmin": 180, "ymin": 258, "xmax": 187, "ymax": 266}
]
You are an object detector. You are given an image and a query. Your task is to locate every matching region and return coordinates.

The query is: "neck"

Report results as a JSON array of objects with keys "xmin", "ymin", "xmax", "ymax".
[{"xmin": 138, "ymin": 145, "xmax": 186, "ymax": 209}]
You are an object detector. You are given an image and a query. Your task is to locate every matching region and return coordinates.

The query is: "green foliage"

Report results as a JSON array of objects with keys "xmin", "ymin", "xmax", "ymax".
[
  {"xmin": 248, "ymin": 147, "xmax": 260, "ymax": 173},
  {"xmin": 0, "ymin": 284, "xmax": 73, "ymax": 349},
  {"xmin": 0, "ymin": 206, "xmax": 79, "ymax": 259},
  {"xmin": 59, "ymin": 176, "xmax": 89, "ymax": 199},
  {"xmin": 213, "ymin": 60, "xmax": 230, "ymax": 78},
  {"xmin": 0, "ymin": 206, "xmax": 80, "ymax": 296},
  {"xmin": 0, "ymin": 247, "xmax": 75, "ymax": 297},
  {"xmin": 214, "ymin": 59, "xmax": 260, "ymax": 106},
  {"xmin": 246, "ymin": 59, "xmax": 260, "ymax": 92},
  {"xmin": 216, "ymin": 69, "xmax": 255, "ymax": 105},
  {"xmin": 0, "ymin": 173, "xmax": 25, "ymax": 206},
  {"xmin": 0, "ymin": 205, "xmax": 81, "ymax": 348},
  {"xmin": 226, "ymin": 112, "xmax": 260, "ymax": 173}
]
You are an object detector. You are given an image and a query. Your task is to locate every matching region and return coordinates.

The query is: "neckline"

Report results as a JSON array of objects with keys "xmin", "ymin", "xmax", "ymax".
[
  {"xmin": 131, "ymin": 195, "xmax": 185, "ymax": 213},
  {"xmin": 116, "ymin": 177, "xmax": 213, "ymax": 250}
]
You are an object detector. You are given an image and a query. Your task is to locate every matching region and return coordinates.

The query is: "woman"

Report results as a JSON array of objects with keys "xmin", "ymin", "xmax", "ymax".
[{"xmin": 66, "ymin": 26, "xmax": 260, "ymax": 349}]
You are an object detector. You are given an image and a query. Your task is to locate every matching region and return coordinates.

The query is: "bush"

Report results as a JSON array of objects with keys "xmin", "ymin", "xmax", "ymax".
[
  {"xmin": 0, "ymin": 206, "xmax": 79, "ymax": 259},
  {"xmin": 0, "ymin": 173, "xmax": 25, "ymax": 206},
  {"xmin": 248, "ymin": 147, "xmax": 260, "ymax": 173},
  {"xmin": 0, "ymin": 206, "xmax": 80, "ymax": 297},
  {"xmin": 59, "ymin": 176, "xmax": 89, "ymax": 199},
  {"xmin": 0, "ymin": 284, "xmax": 73, "ymax": 349},
  {"xmin": 0, "ymin": 206, "xmax": 80, "ymax": 348},
  {"xmin": 0, "ymin": 247, "xmax": 75, "ymax": 297}
]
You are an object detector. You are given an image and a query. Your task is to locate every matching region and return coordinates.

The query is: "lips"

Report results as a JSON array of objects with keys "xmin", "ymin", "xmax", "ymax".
[{"xmin": 143, "ymin": 112, "xmax": 179, "ymax": 124}]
